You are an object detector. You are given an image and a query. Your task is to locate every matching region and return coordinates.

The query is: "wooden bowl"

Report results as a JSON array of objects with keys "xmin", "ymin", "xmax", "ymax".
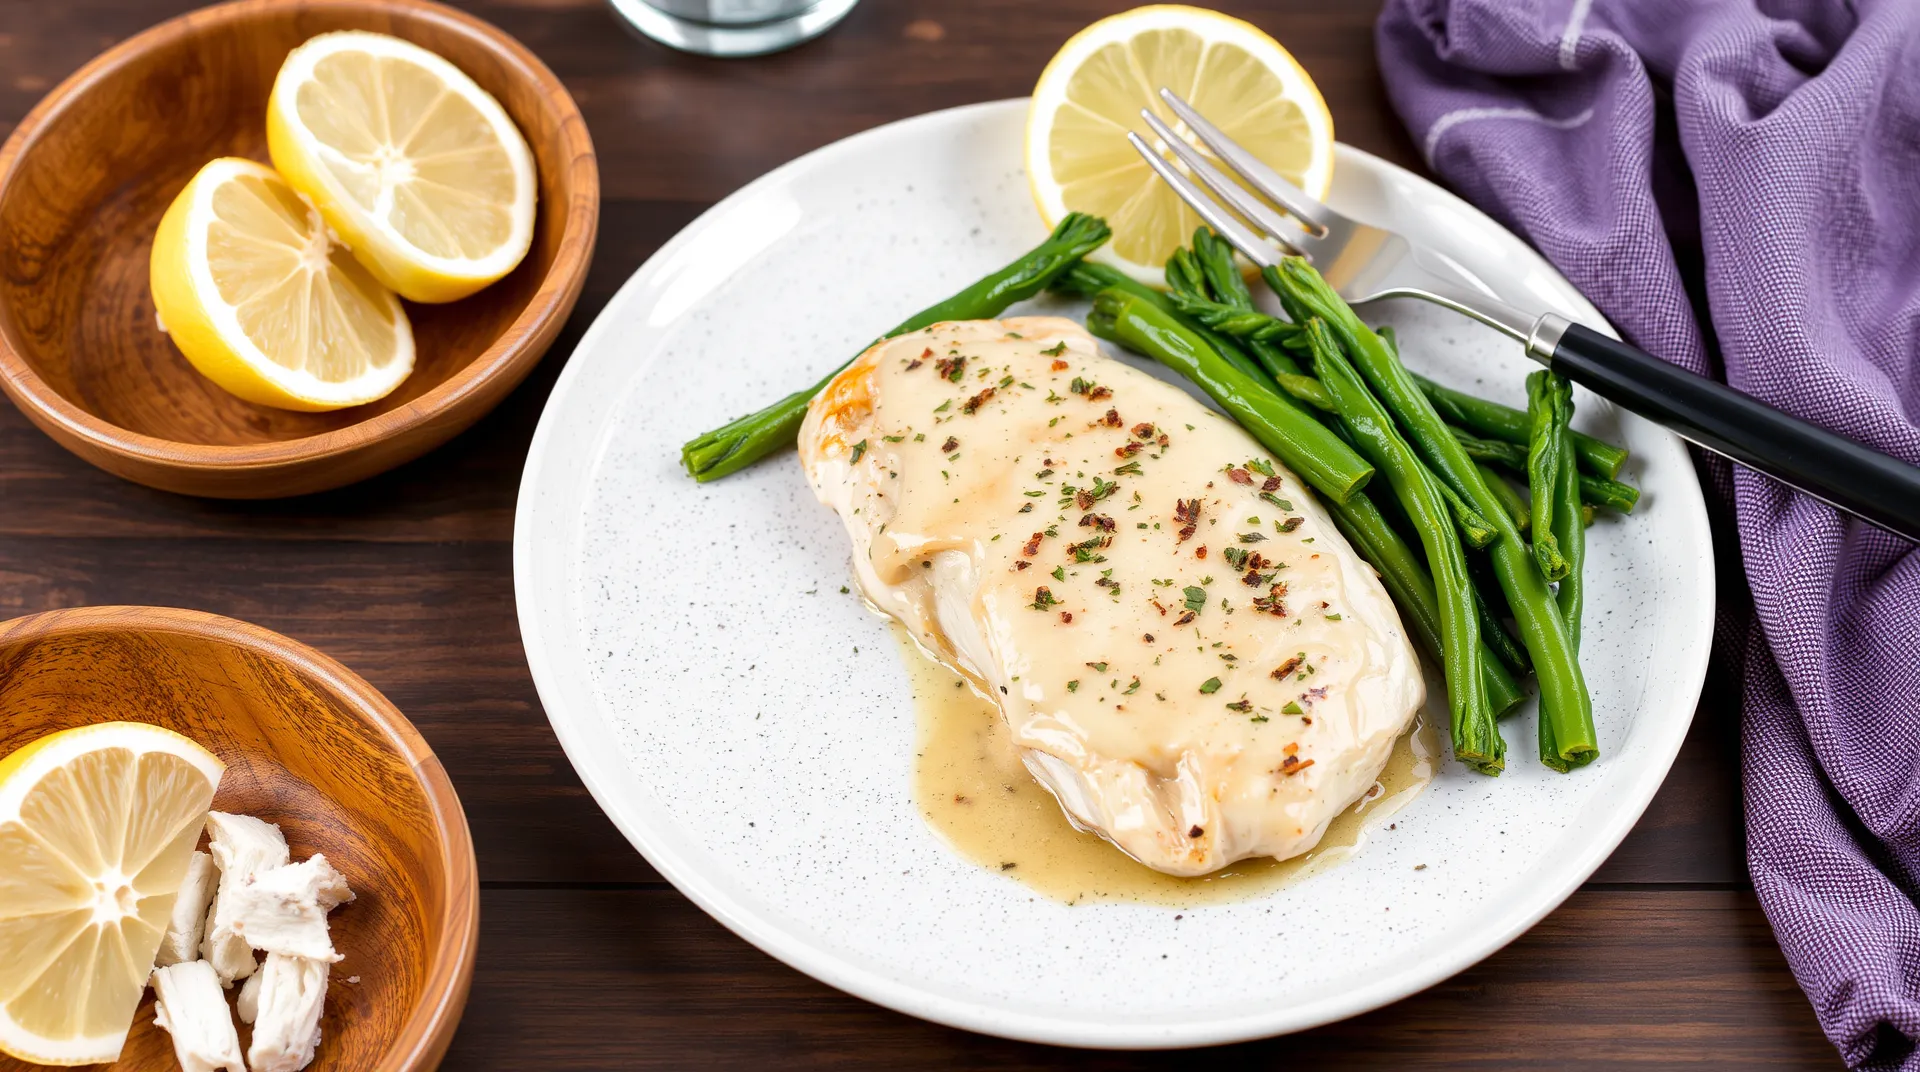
[
  {"xmin": 0, "ymin": 606, "xmax": 478, "ymax": 1071},
  {"xmin": 0, "ymin": 0, "xmax": 597, "ymax": 498}
]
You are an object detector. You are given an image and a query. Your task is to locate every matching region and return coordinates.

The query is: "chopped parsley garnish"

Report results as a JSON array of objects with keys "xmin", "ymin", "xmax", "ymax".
[
  {"xmin": 1041, "ymin": 341, "xmax": 1068, "ymax": 357},
  {"xmin": 1183, "ymin": 586, "xmax": 1208, "ymax": 613},
  {"xmin": 882, "ymin": 434, "xmax": 905, "ymax": 442},
  {"xmin": 1066, "ymin": 679, "xmax": 1081, "ymax": 692},
  {"xmin": 933, "ymin": 400, "xmax": 951, "ymax": 413},
  {"xmin": 1247, "ymin": 459, "xmax": 1276, "ymax": 477},
  {"xmin": 1222, "ymin": 547, "xmax": 1250, "ymax": 570},
  {"xmin": 1324, "ymin": 612, "xmax": 1343, "ymax": 621},
  {"xmin": 1087, "ymin": 661, "xmax": 1108, "ymax": 672},
  {"xmin": 1123, "ymin": 677, "xmax": 1141, "ymax": 694},
  {"xmin": 1114, "ymin": 460, "xmax": 1143, "ymax": 476},
  {"xmin": 1281, "ymin": 701, "xmax": 1304, "ymax": 715},
  {"xmin": 1259, "ymin": 492, "xmax": 1290, "ymax": 509},
  {"xmin": 1238, "ymin": 531, "xmax": 1267, "ymax": 543},
  {"xmin": 1051, "ymin": 566, "xmax": 1066, "ymax": 581},
  {"xmin": 1225, "ymin": 699, "xmax": 1252, "ymax": 713},
  {"xmin": 1030, "ymin": 587, "xmax": 1062, "ymax": 610},
  {"xmin": 849, "ymin": 439, "xmax": 868, "ymax": 463},
  {"xmin": 1198, "ymin": 677, "xmax": 1223, "ymax": 694}
]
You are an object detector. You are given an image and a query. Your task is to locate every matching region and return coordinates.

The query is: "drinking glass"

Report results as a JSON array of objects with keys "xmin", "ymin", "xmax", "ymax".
[{"xmin": 608, "ymin": 0, "xmax": 860, "ymax": 57}]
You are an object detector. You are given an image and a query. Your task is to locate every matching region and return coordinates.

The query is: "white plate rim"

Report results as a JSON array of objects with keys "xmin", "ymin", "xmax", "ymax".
[{"xmin": 514, "ymin": 98, "xmax": 1715, "ymax": 1049}]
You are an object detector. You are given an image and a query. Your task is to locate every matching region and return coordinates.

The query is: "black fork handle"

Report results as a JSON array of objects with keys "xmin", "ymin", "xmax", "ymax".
[{"xmin": 1534, "ymin": 318, "xmax": 1920, "ymax": 541}]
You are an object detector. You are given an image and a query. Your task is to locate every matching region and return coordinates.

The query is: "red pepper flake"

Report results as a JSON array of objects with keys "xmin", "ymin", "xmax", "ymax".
[
  {"xmin": 1174, "ymin": 610, "xmax": 1197, "ymax": 626},
  {"xmin": 1014, "ymin": 561, "xmax": 1031, "ymax": 571},
  {"xmin": 935, "ymin": 354, "xmax": 967, "ymax": 381},
  {"xmin": 1088, "ymin": 385, "xmax": 1113, "ymax": 401},
  {"xmin": 1279, "ymin": 756, "xmax": 1315, "ymax": 776},
  {"xmin": 1242, "ymin": 568, "xmax": 1264, "ymax": 586},
  {"xmin": 1173, "ymin": 498, "xmax": 1201, "ymax": 543},
  {"xmin": 1283, "ymin": 742, "xmax": 1299, "ymax": 756},
  {"xmin": 1253, "ymin": 583, "xmax": 1289, "ymax": 617},
  {"xmin": 1132, "ymin": 422, "xmax": 1156, "ymax": 439},
  {"xmin": 1079, "ymin": 513, "xmax": 1116, "ymax": 532},
  {"xmin": 1278, "ymin": 516, "xmax": 1305, "ymax": 533},
  {"xmin": 1227, "ymin": 468, "xmax": 1252, "ymax": 484},
  {"xmin": 1116, "ymin": 440, "xmax": 1144, "ymax": 458},
  {"xmin": 1050, "ymin": 359, "xmax": 1070, "ymax": 372},
  {"xmin": 1157, "ymin": 433, "xmax": 1171, "ymax": 447},
  {"xmin": 1143, "ymin": 633, "xmax": 1155, "ymax": 643},
  {"xmin": 1195, "ymin": 545, "xmax": 1208, "ymax": 559},
  {"xmin": 962, "ymin": 387, "xmax": 996, "ymax": 414},
  {"xmin": 1101, "ymin": 408, "xmax": 1122, "ymax": 427},
  {"xmin": 1187, "ymin": 825, "xmax": 1204, "ymax": 838},
  {"xmin": 1261, "ymin": 476, "xmax": 1284, "ymax": 492},
  {"xmin": 1021, "ymin": 532, "xmax": 1044, "ymax": 557},
  {"xmin": 1271, "ymin": 655, "xmax": 1304, "ymax": 679},
  {"xmin": 1060, "ymin": 611, "xmax": 1074, "ymax": 624},
  {"xmin": 940, "ymin": 435, "xmax": 959, "ymax": 453}
]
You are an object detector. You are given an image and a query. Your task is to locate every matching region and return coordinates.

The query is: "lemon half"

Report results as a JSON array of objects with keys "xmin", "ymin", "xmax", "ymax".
[
  {"xmin": 268, "ymin": 31, "xmax": 538, "ymax": 304},
  {"xmin": 0, "ymin": 722, "xmax": 224, "ymax": 1066},
  {"xmin": 150, "ymin": 157, "xmax": 417, "ymax": 412},
  {"xmin": 1027, "ymin": 5, "xmax": 1335, "ymax": 281}
]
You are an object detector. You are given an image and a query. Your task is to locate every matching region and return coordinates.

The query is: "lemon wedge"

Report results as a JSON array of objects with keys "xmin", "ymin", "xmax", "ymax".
[
  {"xmin": 1026, "ymin": 5, "xmax": 1335, "ymax": 281},
  {"xmin": 150, "ymin": 157, "xmax": 416, "ymax": 412},
  {"xmin": 0, "ymin": 722, "xmax": 224, "ymax": 1066},
  {"xmin": 267, "ymin": 31, "xmax": 538, "ymax": 304}
]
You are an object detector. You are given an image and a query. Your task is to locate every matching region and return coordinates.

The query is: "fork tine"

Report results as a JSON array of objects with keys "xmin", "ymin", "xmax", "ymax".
[
  {"xmin": 1159, "ymin": 88, "xmax": 1335, "ymax": 234},
  {"xmin": 1125, "ymin": 132, "xmax": 1290, "ymax": 268},
  {"xmin": 1138, "ymin": 109, "xmax": 1318, "ymax": 259}
]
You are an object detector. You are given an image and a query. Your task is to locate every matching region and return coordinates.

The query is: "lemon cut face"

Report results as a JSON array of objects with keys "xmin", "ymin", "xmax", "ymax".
[
  {"xmin": 150, "ymin": 157, "xmax": 415, "ymax": 412},
  {"xmin": 268, "ymin": 30, "xmax": 538, "ymax": 304},
  {"xmin": 1027, "ymin": 5, "xmax": 1335, "ymax": 280},
  {"xmin": 0, "ymin": 723, "xmax": 223, "ymax": 1066}
]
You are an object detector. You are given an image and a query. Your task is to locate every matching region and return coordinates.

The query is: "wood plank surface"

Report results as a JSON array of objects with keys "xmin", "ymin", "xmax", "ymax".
[{"xmin": 0, "ymin": 0, "xmax": 1840, "ymax": 1066}]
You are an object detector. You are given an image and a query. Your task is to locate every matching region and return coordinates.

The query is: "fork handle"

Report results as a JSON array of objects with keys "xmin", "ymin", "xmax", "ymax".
[{"xmin": 1532, "ymin": 317, "xmax": 1920, "ymax": 541}]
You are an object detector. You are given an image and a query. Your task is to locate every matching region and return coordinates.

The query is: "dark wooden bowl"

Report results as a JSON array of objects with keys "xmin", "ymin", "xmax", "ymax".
[
  {"xmin": 0, "ymin": 0, "xmax": 597, "ymax": 498},
  {"xmin": 0, "ymin": 606, "xmax": 478, "ymax": 1071}
]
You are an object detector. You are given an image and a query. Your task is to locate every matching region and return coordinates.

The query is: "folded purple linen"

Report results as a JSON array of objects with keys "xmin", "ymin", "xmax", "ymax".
[{"xmin": 1375, "ymin": 0, "xmax": 1920, "ymax": 1065}]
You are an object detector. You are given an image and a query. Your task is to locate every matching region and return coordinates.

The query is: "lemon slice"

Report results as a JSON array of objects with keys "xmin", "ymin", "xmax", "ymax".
[
  {"xmin": 1027, "ymin": 5, "xmax": 1335, "ymax": 281},
  {"xmin": 0, "ymin": 722, "xmax": 224, "ymax": 1066},
  {"xmin": 267, "ymin": 31, "xmax": 538, "ymax": 304},
  {"xmin": 150, "ymin": 157, "xmax": 417, "ymax": 412}
]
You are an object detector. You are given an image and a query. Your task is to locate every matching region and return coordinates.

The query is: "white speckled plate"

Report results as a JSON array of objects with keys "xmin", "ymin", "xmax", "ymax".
[{"xmin": 514, "ymin": 100, "xmax": 1713, "ymax": 1048}]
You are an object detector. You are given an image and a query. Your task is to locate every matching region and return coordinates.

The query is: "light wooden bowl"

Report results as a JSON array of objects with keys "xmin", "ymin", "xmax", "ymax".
[
  {"xmin": 0, "ymin": 0, "xmax": 597, "ymax": 498},
  {"xmin": 0, "ymin": 606, "xmax": 478, "ymax": 1071}
]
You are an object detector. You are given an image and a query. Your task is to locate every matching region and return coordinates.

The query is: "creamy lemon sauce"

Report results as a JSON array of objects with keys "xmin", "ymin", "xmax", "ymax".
[{"xmin": 900, "ymin": 627, "xmax": 1437, "ymax": 906}]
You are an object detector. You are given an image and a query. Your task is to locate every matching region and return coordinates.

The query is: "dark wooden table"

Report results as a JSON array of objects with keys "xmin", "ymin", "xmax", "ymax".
[{"xmin": 0, "ymin": 0, "xmax": 1845, "ymax": 1066}]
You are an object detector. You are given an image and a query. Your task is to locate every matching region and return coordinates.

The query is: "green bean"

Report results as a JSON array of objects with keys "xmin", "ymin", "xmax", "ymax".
[
  {"xmin": 1274, "ymin": 372, "xmax": 1335, "ymax": 412},
  {"xmin": 1526, "ymin": 371, "xmax": 1573, "ymax": 582},
  {"xmin": 1554, "ymin": 420, "xmax": 1585, "ymax": 652},
  {"xmin": 1414, "ymin": 372, "xmax": 1629, "ymax": 479},
  {"xmin": 1452, "ymin": 428, "xmax": 1641, "ymax": 513},
  {"xmin": 1437, "ymin": 479, "xmax": 1498, "ymax": 549},
  {"xmin": 1326, "ymin": 492, "xmax": 1526, "ymax": 717},
  {"xmin": 1469, "ymin": 562, "xmax": 1533, "ymax": 679},
  {"xmin": 1049, "ymin": 261, "xmax": 1268, "ymax": 383},
  {"xmin": 1479, "ymin": 463, "xmax": 1530, "ymax": 533},
  {"xmin": 1272, "ymin": 257, "xmax": 1592, "ymax": 772},
  {"xmin": 1086, "ymin": 290, "xmax": 1374, "ymax": 503},
  {"xmin": 1303, "ymin": 318, "xmax": 1501, "ymax": 773},
  {"xmin": 682, "ymin": 213, "xmax": 1112, "ymax": 481}
]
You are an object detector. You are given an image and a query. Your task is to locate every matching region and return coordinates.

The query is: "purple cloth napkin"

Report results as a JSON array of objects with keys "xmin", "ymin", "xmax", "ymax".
[{"xmin": 1375, "ymin": 0, "xmax": 1920, "ymax": 1065}]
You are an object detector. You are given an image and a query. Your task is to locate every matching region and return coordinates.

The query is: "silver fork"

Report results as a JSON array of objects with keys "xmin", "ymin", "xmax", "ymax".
[{"xmin": 1133, "ymin": 88, "xmax": 1920, "ymax": 542}]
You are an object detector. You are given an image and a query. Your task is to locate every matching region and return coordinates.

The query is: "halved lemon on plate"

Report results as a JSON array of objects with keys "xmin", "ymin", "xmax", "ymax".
[
  {"xmin": 0, "ymin": 722, "xmax": 223, "ymax": 1066},
  {"xmin": 268, "ymin": 30, "xmax": 538, "ymax": 304},
  {"xmin": 1027, "ymin": 5, "xmax": 1335, "ymax": 281},
  {"xmin": 150, "ymin": 157, "xmax": 417, "ymax": 412}
]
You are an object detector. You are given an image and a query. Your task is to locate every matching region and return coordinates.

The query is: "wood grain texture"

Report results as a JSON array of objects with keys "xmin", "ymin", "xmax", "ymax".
[
  {"xmin": 447, "ymin": 887, "xmax": 1830, "ymax": 1069},
  {"xmin": 0, "ymin": 606, "xmax": 476, "ymax": 1071},
  {"xmin": 0, "ymin": 0, "xmax": 1845, "ymax": 1066},
  {"xmin": 0, "ymin": 0, "xmax": 598, "ymax": 497}
]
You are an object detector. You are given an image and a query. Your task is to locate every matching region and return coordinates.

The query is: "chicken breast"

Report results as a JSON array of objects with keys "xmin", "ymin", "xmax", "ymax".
[{"xmin": 799, "ymin": 317, "xmax": 1425, "ymax": 876}]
